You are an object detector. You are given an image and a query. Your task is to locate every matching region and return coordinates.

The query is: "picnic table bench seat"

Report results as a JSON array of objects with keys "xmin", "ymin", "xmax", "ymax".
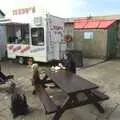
[
  {"xmin": 36, "ymin": 85, "xmax": 59, "ymax": 114},
  {"xmin": 91, "ymin": 90, "xmax": 109, "ymax": 101}
]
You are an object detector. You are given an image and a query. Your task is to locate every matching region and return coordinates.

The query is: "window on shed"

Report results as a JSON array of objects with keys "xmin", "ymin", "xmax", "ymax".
[{"xmin": 84, "ymin": 32, "xmax": 93, "ymax": 40}]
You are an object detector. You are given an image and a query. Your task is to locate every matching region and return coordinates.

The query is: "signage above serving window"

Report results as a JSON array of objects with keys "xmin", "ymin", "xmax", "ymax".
[
  {"xmin": 34, "ymin": 17, "xmax": 43, "ymax": 25},
  {"xmin": 12, "ymin": 6, "xmax": 36, "ymax": 15}
]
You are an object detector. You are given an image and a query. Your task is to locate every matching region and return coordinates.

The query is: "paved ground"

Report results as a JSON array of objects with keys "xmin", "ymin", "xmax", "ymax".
[
  {"xmin": 83, "ymin": 58, "xmax": 105, "ymax": 68},
  {"xmin": 0, "ymin": 59, "xmax": 120, "ymax": 120}
]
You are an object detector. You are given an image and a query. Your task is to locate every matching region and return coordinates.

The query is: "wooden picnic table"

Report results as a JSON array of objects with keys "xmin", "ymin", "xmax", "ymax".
[{"xmin": 37, "ymin": 70, "xmax": 109, "ymax": 120}]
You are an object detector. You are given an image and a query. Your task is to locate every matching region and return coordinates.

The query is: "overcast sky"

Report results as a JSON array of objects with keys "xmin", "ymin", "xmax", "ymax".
[{"xmin": 0, "ymin": 0, "xmax": 120, "ymax": 18}]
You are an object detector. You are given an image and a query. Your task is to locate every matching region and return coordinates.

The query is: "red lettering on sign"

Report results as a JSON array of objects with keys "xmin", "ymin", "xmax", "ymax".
[
  {"xmin": 28, "ymin": 7, "xmax": 31, "ymax": 11},
  {"xmin": 18, "ymin": 9, "xmax": 21, "ymax": 14},
  {"xmin": 13, "ymin": 10, "xmax": 17, "ymax": 15},
  {"xmin": 32, "ymin": 7, "xmax": 36, "ymax": 13},
  {"xmin": 25, "ymin": 8, "xmax": 28, "ymax": 13},
  {"xmin": 22, "ymin": 9, "xmax": 25, "ymax": 14},
  {"xmin": 20, "ymin": 9, "xmax": 23, "ymax": 14},
  {"xmin": 13, "ymin": 6, "xmax": 36, "ymax": 15}
]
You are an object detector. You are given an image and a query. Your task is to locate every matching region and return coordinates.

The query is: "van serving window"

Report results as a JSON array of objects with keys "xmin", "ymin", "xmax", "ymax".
[
  {"xmin": 31, "ymin": 28, "xmax": 44, "ymax": 46},
  {"xmin": 7, "ymin": 24, "xmax": 29, "ymax": 44}
]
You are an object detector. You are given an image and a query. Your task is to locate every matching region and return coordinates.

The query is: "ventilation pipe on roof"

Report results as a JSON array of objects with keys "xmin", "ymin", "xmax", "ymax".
[{"xmin": 87, "ymin": 15, "xmax": 92, "ymax": 20}]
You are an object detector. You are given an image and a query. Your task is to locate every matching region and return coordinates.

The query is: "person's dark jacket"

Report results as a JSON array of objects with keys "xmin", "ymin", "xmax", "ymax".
[
  {"xmin": 64, "ymin": 57, "xmax": 76, "ymax": 73},
  {"xmin": 0, "ymin": 72, "xmax": 8, "ymax": 83},
  {"xmin": 0, "ymin": 72, "xmax": 13, "ymax": 83}
]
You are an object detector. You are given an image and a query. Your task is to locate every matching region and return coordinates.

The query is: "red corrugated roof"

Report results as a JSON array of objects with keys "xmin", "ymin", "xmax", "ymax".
[
  {"xmin": 74, "ymin": 20, "xmax": 87, "ymax": 29},
  {"xmin": 84, "ymin": 20, "xmax": 100, "ymax": 29},
  {"xmin": 98, "ymin": 20, "xmax": 115, "ymax": 28},
  {"xmin": 74, "ymin": 20, "xmax": 116, "ymax": 29}
]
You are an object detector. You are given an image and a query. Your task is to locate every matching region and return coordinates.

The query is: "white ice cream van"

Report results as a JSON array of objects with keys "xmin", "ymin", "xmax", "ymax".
[{"xmin": 0, "ymin": 6, "xmax": 66, "ymax": 64}]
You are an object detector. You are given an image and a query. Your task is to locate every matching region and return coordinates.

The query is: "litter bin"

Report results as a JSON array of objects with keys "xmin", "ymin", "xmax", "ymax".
[{"xmin": 66, "ymin": 50, "xmax": 83, "ymax": 67}]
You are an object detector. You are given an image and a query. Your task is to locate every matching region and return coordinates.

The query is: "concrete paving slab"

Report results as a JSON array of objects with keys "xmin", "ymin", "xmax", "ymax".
[
  {"xmin": 82, "ymin": 58, "xmax": 105, "ymax": 68},
  {"xmin": 1, "ymin": 60, "xmax": 120, "ymax": 120},
  {"xmin": 68, "ymin": 108, "xmax": 97, "ymax": 120},
  {"xmin": 109, "ymin": 105, "xmax": 120, "ymax": 120},
  {"xmin": 96, "ymin": 118, "xmax": 107, "ymax": 120},
  {"xmin": 0, "ymin": 109, "xmax": 13, "ymax": 120}
]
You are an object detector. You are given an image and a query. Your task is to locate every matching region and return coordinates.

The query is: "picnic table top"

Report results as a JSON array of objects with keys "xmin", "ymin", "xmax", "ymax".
[{"xmin": 49, "ymin": 70, "xmax": 98, "ymax": 94}]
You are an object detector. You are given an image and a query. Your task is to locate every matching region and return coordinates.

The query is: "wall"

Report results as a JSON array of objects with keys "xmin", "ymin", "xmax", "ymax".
[
  {"xmin": 116, "ymin": 21, "xmax": 120, "ymax": 57},
  {"xmin": 73, "ymin": 29, "xmax": 108, "ymax": 58},
  {"xmin": 107, "ymin": 22, "xmax": 117, "ymax": 59},
  {"xmin": 0, "ymin": 25, "xmax": 7, "ymax": 60},
  {"xmin": 0, "ymin": 11, "xmax": 6, "ymax": 60},
  {"xmin": 0, "ymin": 14, "xmax": 4, "ymax": 18},
  {"xmin": 64, "ymin": 23, "xmax": 108, "ymax": 58},
  {"xmin": 6, "ymin": 25, "xmax": 16, "ymax": 40}
]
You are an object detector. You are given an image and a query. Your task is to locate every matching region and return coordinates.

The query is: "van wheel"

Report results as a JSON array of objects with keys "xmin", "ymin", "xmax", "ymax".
[{"xmin": 18, "ymin": 57, "xmax": 24, "ymax": 64}]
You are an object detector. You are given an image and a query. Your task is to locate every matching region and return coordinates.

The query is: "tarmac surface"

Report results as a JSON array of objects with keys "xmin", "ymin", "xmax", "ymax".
[{"xmin": 0, "ymin": 59, "xmax": 120, "ymax": 120}]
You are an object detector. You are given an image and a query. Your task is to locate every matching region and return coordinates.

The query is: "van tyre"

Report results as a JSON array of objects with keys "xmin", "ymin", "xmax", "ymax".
[{"xmin": 18, "ymin": 57, "xmax": 25, "ymax": 64}]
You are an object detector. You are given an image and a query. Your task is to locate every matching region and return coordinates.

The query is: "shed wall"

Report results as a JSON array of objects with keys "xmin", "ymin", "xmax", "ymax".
[{"xmin": 74, "ymin": 29, "xmax": 108, "ymax": 58}]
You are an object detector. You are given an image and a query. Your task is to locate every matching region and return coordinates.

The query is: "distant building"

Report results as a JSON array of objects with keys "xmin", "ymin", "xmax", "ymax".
[
  {"xmin": 0, "ymin": 10, "xmax": 5, "ymax": 18},
  {"xmin": 0, "ymin": 9, "xmax": 6, "ymax": 60}
]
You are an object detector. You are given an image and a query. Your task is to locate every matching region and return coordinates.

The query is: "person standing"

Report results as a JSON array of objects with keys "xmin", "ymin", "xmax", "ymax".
[
  {"xmin": 64, "ymin": 52, "xmax": 76, "ymax": 74},
  {"xmin": 31, "ymin": 63, "xmax": 48, "ymax": 95}
]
